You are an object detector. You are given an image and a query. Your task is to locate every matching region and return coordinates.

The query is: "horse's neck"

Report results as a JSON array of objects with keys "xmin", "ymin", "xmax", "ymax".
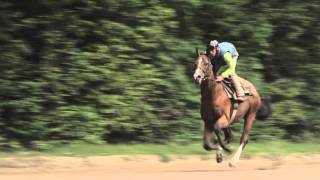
[
  {"xmin": 207, "ymin": 68, "xmax": 215, "ymax": 80},
  {"xmin": 201, "ymin": 72, "xmax": 217, "ymax": 96},
  {"xmin": 201, "ymin": 69, "xmax": 224, "ymax": 101}
]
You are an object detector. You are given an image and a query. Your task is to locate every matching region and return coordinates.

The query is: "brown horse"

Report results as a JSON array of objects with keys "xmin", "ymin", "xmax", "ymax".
[{"xmin": 193, "ymin": 52, "xmax": 266, "ymax": 167}]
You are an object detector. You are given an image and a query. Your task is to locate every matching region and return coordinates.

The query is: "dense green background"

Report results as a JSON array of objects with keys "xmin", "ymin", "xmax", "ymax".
[{"xmin": 0, "ymin": 0, "xmax": 319, "ymax": 149}]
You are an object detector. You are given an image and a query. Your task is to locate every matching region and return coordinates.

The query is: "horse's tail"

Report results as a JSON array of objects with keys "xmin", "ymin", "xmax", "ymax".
[{"xmin": 257, "ymin": 96, "xmax": 272, "ymax": 119}]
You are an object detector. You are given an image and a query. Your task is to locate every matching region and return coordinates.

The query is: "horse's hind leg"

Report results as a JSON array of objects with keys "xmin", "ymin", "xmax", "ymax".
[
  {"xmin": 229, "ymin": 112, "xmax": 256, "ymax": 167},
  {"xmin": 240, "ymin": 112, "xmax": 256, "ymax": 149}
]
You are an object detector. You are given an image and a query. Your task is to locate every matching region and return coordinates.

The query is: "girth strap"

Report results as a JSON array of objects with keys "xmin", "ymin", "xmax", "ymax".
[
  {"xmin": 221, "ymin": 82, "xmax": 239, "ymax": 125},
  {"xmin": 229, "ymin": 100, "xmax": 239, "ymax": 125}
]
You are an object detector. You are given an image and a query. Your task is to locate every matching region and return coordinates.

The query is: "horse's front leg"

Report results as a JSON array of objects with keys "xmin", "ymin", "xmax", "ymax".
[
  {"xmin": 203, "ymin": 121, "xmax": 218, "ymax": 151},
  {"xmin": 216, "ymin": 144, "xmax": 223, "ymax": 163},
  {"xmin": 203, "ymin": 120, "xmax": 224, "ymax": 163},
  {"xmin": 214, "ymin": 116, "xmax": 232, "ymax": 153},
  {"xmin": 223, "ymin": 127, "xmax": 233, "ymax": 144}
]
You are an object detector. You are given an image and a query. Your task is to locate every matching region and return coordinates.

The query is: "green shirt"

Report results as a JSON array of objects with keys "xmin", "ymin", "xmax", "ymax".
[{"xmin": 217, "ymin": 52, "xmax": 237, "ymax": 78}]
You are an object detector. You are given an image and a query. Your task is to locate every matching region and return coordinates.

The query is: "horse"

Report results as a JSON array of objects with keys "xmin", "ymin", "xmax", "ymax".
[{"xmin": 193, "ymin": 51, "xmax": 269, "ymax": 167}]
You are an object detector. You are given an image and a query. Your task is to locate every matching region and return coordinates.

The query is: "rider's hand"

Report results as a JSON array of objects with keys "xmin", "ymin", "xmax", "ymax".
[{"xmin": 216, "ymin": 75, "xmax": 224, "ymax": 82}]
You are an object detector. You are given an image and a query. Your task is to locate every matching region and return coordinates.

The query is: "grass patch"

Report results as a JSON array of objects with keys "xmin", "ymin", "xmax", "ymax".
[
  {"xmin": 0, "ymin": 140, "xmax": 320, "ymax": 157},
  {"xmin": 245, "ymin": 140, "xmax": 320, "ymax": 155},
  {"xmin": 45, "ymin": 143, "xmax": 209, "ymax": 156}
]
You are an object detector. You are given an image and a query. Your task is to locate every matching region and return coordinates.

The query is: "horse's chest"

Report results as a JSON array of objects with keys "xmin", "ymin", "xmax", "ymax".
[{"xmin": 201, "ymin": 103, "xmax": 223, "ymax": 118}]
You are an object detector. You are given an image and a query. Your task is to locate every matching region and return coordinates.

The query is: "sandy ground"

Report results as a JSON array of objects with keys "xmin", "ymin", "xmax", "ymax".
[{"xmin": 0, "ymin": 154, "xmax": 320, "ymax": 180}]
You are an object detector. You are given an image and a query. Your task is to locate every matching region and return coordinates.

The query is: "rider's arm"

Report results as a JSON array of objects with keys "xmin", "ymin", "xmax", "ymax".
[{"xmin": 220, "ymin": 52, "xmax": 236, "ymax": 78}]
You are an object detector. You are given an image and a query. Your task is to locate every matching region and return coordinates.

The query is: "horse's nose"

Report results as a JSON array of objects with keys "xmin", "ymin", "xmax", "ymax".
[
  {"xmin": 193, "ymin": 73, "xmax": 202, "ymax": 84},
  {"xmin": 193, "ymin": 73, "xmax": 199, "ymax": 80}
]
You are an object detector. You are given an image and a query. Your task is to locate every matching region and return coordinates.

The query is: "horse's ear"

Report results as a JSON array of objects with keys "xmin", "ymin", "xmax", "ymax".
[{"xmin": 195, "ymin": 48, "xmax": 199, "ymax": 57}]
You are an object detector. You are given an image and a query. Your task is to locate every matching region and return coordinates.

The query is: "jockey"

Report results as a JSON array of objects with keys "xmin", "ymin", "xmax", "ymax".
[{"xmin": 207, "ymin": 40, "xmax": 245, "ymax": 101}]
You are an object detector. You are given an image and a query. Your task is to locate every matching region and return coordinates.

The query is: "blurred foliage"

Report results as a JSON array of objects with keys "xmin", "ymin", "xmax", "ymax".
[{"xmin": 0, "ymin": 0, "xmax": 319, "ymax": 148}]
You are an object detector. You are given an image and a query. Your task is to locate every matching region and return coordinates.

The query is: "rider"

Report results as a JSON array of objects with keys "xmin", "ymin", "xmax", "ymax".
[{"xmin": 207, "ymin": 40, "xmax": 245, "ymax": 101}]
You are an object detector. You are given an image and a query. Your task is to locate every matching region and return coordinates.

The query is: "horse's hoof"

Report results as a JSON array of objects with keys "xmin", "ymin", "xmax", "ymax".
[{"xmin": 216, "ymin": 155, "xmax": 223, "ymax": 163}]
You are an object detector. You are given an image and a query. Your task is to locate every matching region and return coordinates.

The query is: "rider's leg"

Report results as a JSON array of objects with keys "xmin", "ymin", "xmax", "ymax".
[
  {"xmin": 231, "ymin": 75, "xmax": 245, "ymax": 101},
  {"xmin": 230, "ymin": 53, "xmax": 245, "ymax": 101}
]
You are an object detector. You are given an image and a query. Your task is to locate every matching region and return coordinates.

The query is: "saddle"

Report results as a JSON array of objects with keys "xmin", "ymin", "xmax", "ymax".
[
  {"xmin": 221, "ymin": 78, "xmax": 253, "ymax": 124},
  {"xmin": 222, "ymin": 78, "xmax": 252, "ymax": 101}
]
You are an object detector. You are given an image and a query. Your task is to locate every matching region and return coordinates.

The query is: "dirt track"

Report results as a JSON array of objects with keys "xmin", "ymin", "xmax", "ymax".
[{"xmin": 0, "ymin": 154, "xmax": 320, "ymax": 180}]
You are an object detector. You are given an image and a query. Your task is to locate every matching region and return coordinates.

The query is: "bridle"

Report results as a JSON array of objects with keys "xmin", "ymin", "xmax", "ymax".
[{"xmin": 197, "ymin": 55, "xmax": 213, "ymax": 81}]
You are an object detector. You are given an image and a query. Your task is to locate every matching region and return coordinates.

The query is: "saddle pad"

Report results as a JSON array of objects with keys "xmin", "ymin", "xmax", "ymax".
[{"xmin": 222, "ymin": 80, "xmax": 252, "ymax": 100}]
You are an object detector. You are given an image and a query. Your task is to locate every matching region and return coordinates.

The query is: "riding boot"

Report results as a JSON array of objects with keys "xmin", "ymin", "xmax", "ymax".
[{"xmin": 231, "ymin": 75, "xmax": 245, "ymax": 101}]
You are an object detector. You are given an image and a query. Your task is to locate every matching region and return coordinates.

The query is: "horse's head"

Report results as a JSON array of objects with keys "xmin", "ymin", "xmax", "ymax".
[{"xmin": 193, "ymin": 49, "xmax": 212, "ymax": 85}]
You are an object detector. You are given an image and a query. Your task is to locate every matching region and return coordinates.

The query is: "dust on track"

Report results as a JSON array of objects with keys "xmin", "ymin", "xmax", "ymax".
[{"xmin": 0, "ymin": 154, "xmax": 320, "ymax": 180}]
